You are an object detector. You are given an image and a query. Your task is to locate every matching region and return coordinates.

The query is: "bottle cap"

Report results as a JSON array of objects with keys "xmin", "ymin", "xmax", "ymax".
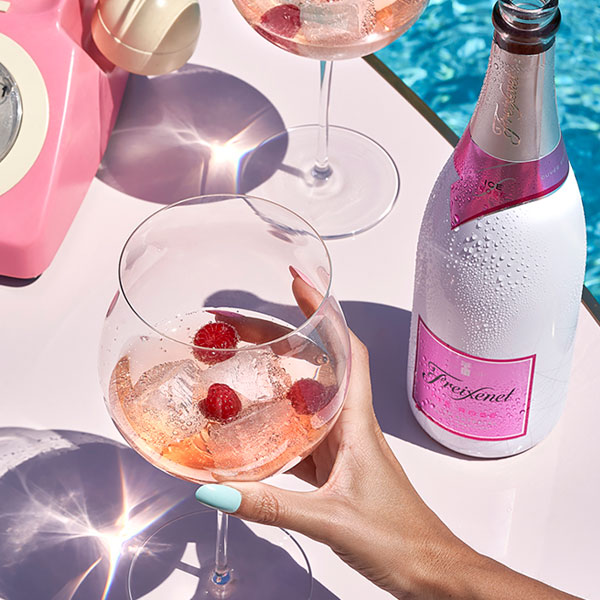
[{"xmin": 91, "ymin": 0, "xmax": 201, "ymax": 76}]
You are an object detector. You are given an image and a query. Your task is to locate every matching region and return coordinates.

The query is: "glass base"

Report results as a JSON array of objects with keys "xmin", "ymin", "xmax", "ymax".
[
  {"xmin": 239, "ymin": 125, "xmax": 400, "ymax": 240},
  {"xmin": 127, "ymin": 510, "xmax": 313, "ymax": 599}
]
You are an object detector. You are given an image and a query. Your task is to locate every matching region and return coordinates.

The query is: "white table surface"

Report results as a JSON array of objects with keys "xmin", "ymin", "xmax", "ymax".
[{"xmin": 1, "ymin": 1, "xmax": 599, "ymax": 599}]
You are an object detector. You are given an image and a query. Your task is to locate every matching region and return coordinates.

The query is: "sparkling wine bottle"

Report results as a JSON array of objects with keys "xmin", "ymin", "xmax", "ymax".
[{"xmin": 407, "ymin": 0, "xmax": 586, "ymax": 458}]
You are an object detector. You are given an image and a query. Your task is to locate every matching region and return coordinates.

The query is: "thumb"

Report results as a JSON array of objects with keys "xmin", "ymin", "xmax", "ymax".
[{"xmin": 195, "ymin": 482, "xmax": 327, "ymax": 539}]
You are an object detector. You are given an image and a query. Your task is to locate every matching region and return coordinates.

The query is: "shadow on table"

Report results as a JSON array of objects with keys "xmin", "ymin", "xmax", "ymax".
[
  {"xmin": 0, "ymin": 275, "xmax": 39, "ymax": 288},
  {"xmin": 96, "ymin": 64, "xmax": 288, "ymax": 204},
  {"xmin": 341, "ymin": 301, "xmax": 465, "ymax": 458},
  {"xmin": 0, "ymin": 428, "xmax": 338, "ymax": 600}
]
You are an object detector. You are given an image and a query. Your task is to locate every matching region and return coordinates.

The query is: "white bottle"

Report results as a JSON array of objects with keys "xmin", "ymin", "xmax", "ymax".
[{"xmin": 407, "ymin": 0, "xmax": 586, "ymax": 458}]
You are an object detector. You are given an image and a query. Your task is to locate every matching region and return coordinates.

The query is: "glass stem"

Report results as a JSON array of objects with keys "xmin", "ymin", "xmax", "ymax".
[
  {"xmin": 212, "ymin": 510, "xmax": 231, "ymax": 587},
  {"xmin": 311, "ymin": 60, "xmax": 334, "ymax": 181}
]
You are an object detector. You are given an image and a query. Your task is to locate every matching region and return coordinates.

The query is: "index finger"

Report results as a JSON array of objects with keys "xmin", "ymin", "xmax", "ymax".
[{"xmin": 207, "ymin": 310, "xmax": 327, "ymax": 366}]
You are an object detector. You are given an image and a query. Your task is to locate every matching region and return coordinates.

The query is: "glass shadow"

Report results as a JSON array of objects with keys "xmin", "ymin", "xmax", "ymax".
[
  {"xmin": 0, "ymin": 428, "xmax": 339, "ymax": 600},
  {"xmin": 97, "ymin": 65, "xmax": 288, "ymax": 203}
]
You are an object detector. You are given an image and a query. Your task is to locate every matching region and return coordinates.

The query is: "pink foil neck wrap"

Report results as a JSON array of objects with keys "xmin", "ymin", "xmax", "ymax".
[{"xmin": 450, "ymin": 130, "xmax": 569, "ymax": 228}]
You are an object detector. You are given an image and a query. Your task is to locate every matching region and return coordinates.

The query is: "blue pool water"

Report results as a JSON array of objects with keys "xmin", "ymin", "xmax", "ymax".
[{"xmin": 377, "ymin": 0, "xmax": 600, "ymax": 301}]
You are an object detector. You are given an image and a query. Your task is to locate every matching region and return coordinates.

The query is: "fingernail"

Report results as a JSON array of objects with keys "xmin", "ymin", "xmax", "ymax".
[
  {"xmin": 195, "ymin": 484, "xmax": 241, "ymax": 513},
  {"xmin": 289, "ymin": 265, "xmax": 314, "ymax": 286}
]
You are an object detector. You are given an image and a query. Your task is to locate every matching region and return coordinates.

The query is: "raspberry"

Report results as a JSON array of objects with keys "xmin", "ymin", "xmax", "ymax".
[
  {"xmin": 193, "ymin": 322, "xmax": 239, "ymax": 364},
  {"xmin": 256, "ymin": 4, "xmax": 301, "ymax": 52},
  {"xmin": 260, "ymin": 4, "xmax": 301, "ymax": 38},
  {"xmin": 200, "ymin": 383, "xmax": 242, "ymax": 422},
  {"xmin": 287, "ymin": 379, "xmax": 335, "ymax": 415}
]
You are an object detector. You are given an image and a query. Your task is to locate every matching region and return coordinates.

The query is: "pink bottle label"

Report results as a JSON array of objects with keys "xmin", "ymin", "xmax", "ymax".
[
  {"xmin": 413, "ymin": 317, "xmax": 536, "ymax": 441},
  {"xmin": 450, "ymin": 130, "xmax": 569, "ymax": 228}
]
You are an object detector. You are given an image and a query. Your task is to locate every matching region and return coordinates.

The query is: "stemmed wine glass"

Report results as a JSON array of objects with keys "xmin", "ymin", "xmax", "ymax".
[
  {"xmin": 233, "ymin": 0, "xmax": 428, "ymax": 239},
  {"xmin": 98, "ymin": 194, "xmax": 350, "ymax": 598}
]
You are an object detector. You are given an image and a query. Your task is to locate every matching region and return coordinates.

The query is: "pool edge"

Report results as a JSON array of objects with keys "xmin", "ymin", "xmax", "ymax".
[{"xmin": 363, "ymin": 53, "xmax": 600, "ymax": 328}]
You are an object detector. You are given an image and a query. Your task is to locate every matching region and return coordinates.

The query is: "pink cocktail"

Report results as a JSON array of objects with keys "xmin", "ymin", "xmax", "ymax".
[
  {"xmin": 235, "ymin": 0, "xmax": 426, "ymax": 60},
  {"xmin": 233, "ymin": 0, "xmax": 428, "ymax": 239},
  {"xmin": 99, "ymin": 194, "xmax": 350, "ymax": 599}
]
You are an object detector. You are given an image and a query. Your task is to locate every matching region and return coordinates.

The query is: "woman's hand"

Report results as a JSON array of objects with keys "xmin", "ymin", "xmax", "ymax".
[
  {"xmin": 195, "ymin": 275, "xmax": 464, "ymax": 597},
  {"xmin": 195, "ymin": 275, "xmax": 583, "ymax": 600}
]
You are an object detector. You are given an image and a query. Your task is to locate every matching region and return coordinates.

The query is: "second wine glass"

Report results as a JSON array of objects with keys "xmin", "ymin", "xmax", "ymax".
[{"xmin": 233, "ymin": 0, "xmax": 428, "ymax": 239}]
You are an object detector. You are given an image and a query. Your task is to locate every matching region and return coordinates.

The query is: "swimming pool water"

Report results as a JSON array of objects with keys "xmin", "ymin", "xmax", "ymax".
[{"xmin": 377, "ymin": 0, "xmax": 600, "ymax": 301}]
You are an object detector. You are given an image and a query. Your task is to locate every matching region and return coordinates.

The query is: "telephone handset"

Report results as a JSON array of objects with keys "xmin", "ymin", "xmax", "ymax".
[
  {"xmin": 92, "ymin": 0, "xmax": 201, "ymax": 76},
  {"xmin": 0, "ymin": 0, "xmax": 200, "ymax": 279}
]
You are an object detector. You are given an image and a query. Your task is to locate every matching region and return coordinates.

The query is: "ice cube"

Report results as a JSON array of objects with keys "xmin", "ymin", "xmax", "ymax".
[
  {"xmin": 300, "ymin": 0, "xmax": 376, "ymax": 44},
  {"xmin": 206, "ymin": 400, "xmax": 297, "ymax": 475},
  {"xmin": 124, "ymin": 359, "xmax": 205, "ymax": 447},
  {"xmin": 198, "ymin": 348, "xmax": 292, "ymax": 405}
]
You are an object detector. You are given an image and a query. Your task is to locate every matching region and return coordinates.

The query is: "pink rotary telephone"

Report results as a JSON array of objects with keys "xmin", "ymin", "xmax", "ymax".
[{"xmin": 0, "ymin": 0, "xmax": 200, "ymax": 279}]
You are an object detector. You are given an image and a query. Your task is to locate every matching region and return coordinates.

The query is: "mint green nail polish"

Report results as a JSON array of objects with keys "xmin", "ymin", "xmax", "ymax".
[{"xmin": 195, "ymin": 484, "xmax": 242, "ymax": 513}]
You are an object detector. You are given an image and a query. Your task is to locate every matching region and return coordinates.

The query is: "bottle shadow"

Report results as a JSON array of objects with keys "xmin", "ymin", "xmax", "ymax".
[
  {"xmin": 0, "ymin": 428, "xmax": 339, "ymax": 600},
  {"xmin": 340, "ymin": 300, "xmax": 455, "ymax": 454},
  {"xmin": 96, "ymin": 64, "xmax": 289, "ymax": 203}
]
